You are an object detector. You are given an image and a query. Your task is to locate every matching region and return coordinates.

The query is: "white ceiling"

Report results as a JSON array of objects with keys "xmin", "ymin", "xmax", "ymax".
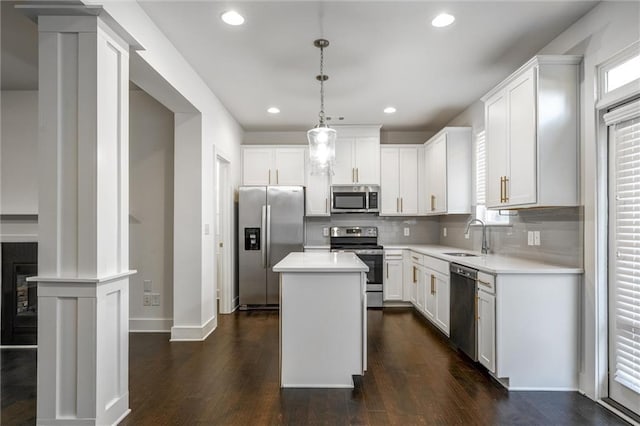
[{"xmin": 2, "ymin": 1, "xmax": 599, "ymax": 132}]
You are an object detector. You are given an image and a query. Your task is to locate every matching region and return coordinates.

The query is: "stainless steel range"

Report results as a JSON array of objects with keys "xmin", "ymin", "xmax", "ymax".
[{"xmin": 329, "ymin": 226, "xmax": 383, "ymax": 308}]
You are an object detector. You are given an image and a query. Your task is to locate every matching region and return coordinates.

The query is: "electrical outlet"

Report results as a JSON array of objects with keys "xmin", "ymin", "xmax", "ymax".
[
  {"xmin": 323, "ymin": 227, "xmax": 329, "ymax": 237},
  {"xmin": 527, "ymin": 231, "xmax": 534, "ymax": 246},
  {"xmin": 204, "ymin": 224, "xmax": 210, "ymax": 235},
  {"xmin": 151, "ymin": 293, "xmax": 160, "ymax": 306},
  {"xmin": 404, "ymin": 227, "xmax": 410, "ymax": 236},
  {"xmin": 143, "ymin": 294, "xmax": 152, "ymax": 306},
  {"xmin": 143, "ymin": 280, "xmax": 152, "ymax": 293},
  {"xmin": 534, "ymin": 231, "xmax": 541, "ymax": 246},
  {"xmin": 443, "ymin": 227, "xmax": 447, "ymax": 237}
]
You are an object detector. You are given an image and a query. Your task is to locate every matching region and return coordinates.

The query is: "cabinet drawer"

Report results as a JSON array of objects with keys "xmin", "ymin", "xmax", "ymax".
[
  {"xmin": 409, "ymin": 252, "xmax": 424, "ymax": 266},
  {"xmin": 477, "ymin": 271, "xmax": 495, "ymax": 294},
  {"xmin": 385, "ymin": 249, "xmax": 403, "ymax": 260},
  {"xmin": 425, "ymin": 256, "xmax": 449, "ymax": 276}
]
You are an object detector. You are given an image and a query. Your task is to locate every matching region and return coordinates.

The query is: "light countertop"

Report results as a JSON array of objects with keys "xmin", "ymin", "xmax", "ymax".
[
  {"xmin": 383, "ymin": 244, "xmax": 583, "ymax": 275},
  {"xmin": 273, "ymin": 252, "xmax": 369, "ymax": 273}
]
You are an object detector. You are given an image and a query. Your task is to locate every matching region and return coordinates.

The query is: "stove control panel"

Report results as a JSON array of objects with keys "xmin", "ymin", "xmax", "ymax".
[{"xmin": 330, "ymin": 226, "xmax": 378, "ymax": 238}]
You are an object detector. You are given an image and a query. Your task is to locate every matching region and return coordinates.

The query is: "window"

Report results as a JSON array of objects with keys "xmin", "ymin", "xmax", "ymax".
[
  {"xmin": 605, "ymin": 99, "xmax": 640, "ymax": 414},
  {"xmin": 474, "ymin": 130, "xmax": 509, "ymax": 225},
  {"xmin": 598, "ymin": 41, "xmax": 640, "ymax": 109}
]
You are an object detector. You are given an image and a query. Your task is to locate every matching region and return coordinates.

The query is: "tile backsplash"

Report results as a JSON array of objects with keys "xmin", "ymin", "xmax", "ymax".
[
  {"xmin": 305, "ymin": 215, "xmax": 440, "ymax": 246},
  {"xmin": 439, "ymin": 207, "xmax": 583, "ymax": 268}
]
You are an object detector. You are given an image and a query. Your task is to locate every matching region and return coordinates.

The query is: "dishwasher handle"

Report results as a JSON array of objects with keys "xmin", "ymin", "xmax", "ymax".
[{"xmin": 449, "ymin": 263, "xmax": 478, "ymax": 280}]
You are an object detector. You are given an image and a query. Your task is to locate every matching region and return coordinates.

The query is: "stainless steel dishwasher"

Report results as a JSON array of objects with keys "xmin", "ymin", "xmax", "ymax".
[{"xmin": 450, "ymin": 263, "xmax": 478, "ymax": 361}]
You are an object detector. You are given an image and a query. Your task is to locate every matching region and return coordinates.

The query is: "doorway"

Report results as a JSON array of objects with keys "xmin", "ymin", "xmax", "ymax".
[{"xmin": 216, "ymin": 153, "xmax": 234, "ymax": 313}]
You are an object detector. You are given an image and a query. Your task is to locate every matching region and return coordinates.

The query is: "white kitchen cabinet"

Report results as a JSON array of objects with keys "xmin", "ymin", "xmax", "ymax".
[
  {"xmin": 423, "ymin": 270, "xmax": 436, "ymax": 320},
  {"xmin": 242, "ymin": 146, "xmax": 306, "ymax": 186},
  {"xmin": 305, "ymin": 149, "xmax": 330, "ymax": 216},
  {"xmin": 478, "ymin": 287, "xmax": 496, "ymax": 373},
  {"xmin": 384, "ymin": 250, "xmax": 403, "ymax": 301},
  {"xmin": 331, "ymin": 126, "xmax": 381, "ymax": 185},
  {"xmin": 380, "ymin": 146, "xmax": 419, "ymax": 216},
  {"xmin": 482, "ymin": 55, "xmax": 581, "ymax": 209},
  {"xmin": 422, "ymin": 127, "xmax": 472, "ymax": 216},
  {"xmin": 402, "ymin": 251, "xmax": 413, "ymax": 302},
  {"xmin": 408, "ymin": 252, "xmax": 424, "ymax": 306},
  {"xmin": 434, "ymin": 271, "xmax": 450, "ymax": 335},
  {"xmin": 416, "ymin": 266, "xmax": 426, "ymax": 312}
]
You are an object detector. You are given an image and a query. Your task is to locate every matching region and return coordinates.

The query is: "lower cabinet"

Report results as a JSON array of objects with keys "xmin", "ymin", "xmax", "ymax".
[
  {"xmin": 384, "ymin": 250, "xmax": 403, "ymax": 301},
  {"xmin": 407, "ymin": 251, "xmax": 450, "ymax": 336},
  {"xmin": 434, "ymin": 271, "xmax": 450, "ymax": 335},
  {"xmin": 402, "ymin": 251, "xmax": 413, "ymax": 302},
  {"xmin": 477, "ymin": 288, "xmax": 496, "ymax": 373}
]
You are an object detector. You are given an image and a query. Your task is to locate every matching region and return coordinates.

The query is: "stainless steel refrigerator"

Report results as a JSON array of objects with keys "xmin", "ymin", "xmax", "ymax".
[{"xmin": 238, "ymin": 186, "xmax": 305, "ymax": 307}]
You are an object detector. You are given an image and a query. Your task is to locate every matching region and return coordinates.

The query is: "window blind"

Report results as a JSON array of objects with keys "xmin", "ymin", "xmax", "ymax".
[
  {"xmin": 613, "ymin": 114, "xmax": 640, "ymax": 394},
  {"xmin": 476, "ymin": 131, "xmax": 486, "ymax": 205}
]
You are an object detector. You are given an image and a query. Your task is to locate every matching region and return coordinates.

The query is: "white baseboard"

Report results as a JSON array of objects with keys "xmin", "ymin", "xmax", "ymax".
[
  {"xmin": 129, "ymin": 318, "xmax": 172, "ymax": 333},
  {"xmin": 170, "ymin": 315, "xmax": 217, "ymax": 341}
]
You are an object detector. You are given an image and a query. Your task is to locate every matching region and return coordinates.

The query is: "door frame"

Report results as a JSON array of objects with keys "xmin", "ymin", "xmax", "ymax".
[{"xmin": 214, "ymin": 150, "xmax": 234, "ymax": 314}]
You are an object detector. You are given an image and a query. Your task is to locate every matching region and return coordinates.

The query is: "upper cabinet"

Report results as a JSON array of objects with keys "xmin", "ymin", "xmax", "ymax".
[
  {"xmin": 242, "ymin": 146, "xmax": 306, "ymax": 186},
  {"xmin": 331, "ymin": 126, "xmax": 381, "ymax": 185},
  {"xmin": 305, "ymin": 148, "xmax": 331, "ymax": 216},
  {"xmin": 482, "ymin": 55, "xmax": 581, "ymax": 209},
  {"xmin": 380, "ymin": 145, "xmax": 419, "ymax": 216},
  {"xmin": 422, "ymin": 127, "xmax": 472, "ymax": 215}
]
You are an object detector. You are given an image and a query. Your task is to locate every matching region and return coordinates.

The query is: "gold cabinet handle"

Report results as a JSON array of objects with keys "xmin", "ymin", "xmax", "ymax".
[
  {"xmin": 397, "ymin": 197, "xmax": 400, "ymax": 213},
  {"xmin": 352, "ymin": 168, "xmax": 355, "ymax": 183},
  {"xmin": 500, "ymin": 177, "xmax": 504, "ymax": 203},
  {"xmin": 478, "ymin": 280, "xmax": 492, "ymax": 288},
  {"xmin": 276, "ymin": 169, "xmax": 279, "ymax": 184},
  {"xmin": 400, "ymin": 198, "xmax": 403, "ymax": 213},
  {"xmin": 431, "ymin": 195, "xmax": 436, "ymax": 211},
  {"xmin": 430, "ymin": 274, "xmax": 435, "ymax": 294},
  {"xmin": 269, "ymin": 169, "xmax": 271, "ymax": 184},
  {"xmin": 413, "ymin": 266, "xmax": 417, "ymax": 283},
  {"xmin": 504, "ymin": 176, "xmax": 509, "ymax": 203},
  {"xmin": 325, "ymin": 198, "xmax": 328, "ymax": 213},
  {"xmin": 411, "ymin": 256, "xmax": 419, "ymax": 261},
  {"xmin": 356, "ymin": 168, "xmax": 359, "ymax": 183},
  {"xmin": 386, "ymin": 263, "xmax": 389, "ymax": 279},
  {"xmin": 476, "ymin": 294, "xmax": 479, "ymax": 321}
]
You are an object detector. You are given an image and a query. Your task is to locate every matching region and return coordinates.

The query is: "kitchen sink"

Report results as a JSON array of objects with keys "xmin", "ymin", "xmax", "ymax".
[{"xmin": 443, "ymin": 252, "xmax": 478, "ymax": 257}]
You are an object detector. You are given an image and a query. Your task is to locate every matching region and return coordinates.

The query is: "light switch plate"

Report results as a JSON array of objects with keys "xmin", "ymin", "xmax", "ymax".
[
  {"xmin": 534, "ymin": 231, "xmax": 541, "ymax": 246},
  {"xmin": 143, "ymin": 294, "xmax": 152, "ymax": 306},
  {"xmin": 443, "ymin": 227, "xmax": 447, "ymax": 237},
  {"xmin": 143, "ymin": 280, "xmax": 152, "ymax": 293},
  {"xmin": 527, "ymin": 231, "xmax": 534, "ymax": 246},
  {"xmin": 151, "ymin": 293, "xmax": 161, "ymax": 306},
  {"xmin": 323, "ymin": 227, "xmax": 329, "ymax": 237},
  {"xmin": 404, "ymin": 227, "xmax": 410, "ymax": 236}
]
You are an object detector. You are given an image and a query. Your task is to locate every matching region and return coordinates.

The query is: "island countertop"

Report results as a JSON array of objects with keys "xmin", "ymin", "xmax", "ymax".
[{"xmin": 273, "ymin": 252, "xmax": 369, "ymax": 273}]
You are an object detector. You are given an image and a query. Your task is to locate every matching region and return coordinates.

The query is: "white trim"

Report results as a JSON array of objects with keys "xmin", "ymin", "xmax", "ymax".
[
  {"xmin": 603, "ymin": 99, "xmax": 640, "ymax": 125},
  {"xmin": 129, "ymin": 318, "xmax": 172, "ymax": 333},
  {"xmin": 27, "ymin": 270, "xmax": 137, "ymax": 283},
  {"xmin": 0, "ymin": 345, "xmax": 37, "ymax": 349},
  {"xmin": 597, "ymin": 40, "xmax": 640, "ymax": 110},
  {"xmin": 0, "ymin": 234, "xmax": 38, "ymax": 243},
  {"xmin": 598, "ymin": 400, "xmax": 640, "ymax": 426},
  {"xmin": 170, "ymin": 315, "xmax": 216, "ymax": 341}
]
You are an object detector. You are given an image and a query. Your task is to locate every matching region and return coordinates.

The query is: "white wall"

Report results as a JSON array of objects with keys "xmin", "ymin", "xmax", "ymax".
[
  {"xmin": 444, "ymin": 1, "xmax": 640, "ymax": 401},
  {"xmin": 129, "ymin": 89, "xmax": 174, "ymax": 332},
  {"xmin": 1, "ymin": 91, "xmax": 38, "ymax": 214}
]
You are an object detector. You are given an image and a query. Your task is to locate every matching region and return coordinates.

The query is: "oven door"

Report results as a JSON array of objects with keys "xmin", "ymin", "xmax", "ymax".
[
  {"xmin": 331, "ymin": 191, "xmax": 368, "ymax": 213},
  {"xmin": 353, "ymin": 252, "xmax": 383, "ymax": 285}
]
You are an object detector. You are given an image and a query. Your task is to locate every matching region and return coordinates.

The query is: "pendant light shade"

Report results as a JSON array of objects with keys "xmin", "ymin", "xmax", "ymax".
[{"xmin": 308, "ymin": 38, "xmax": 336, "ymax": 176}]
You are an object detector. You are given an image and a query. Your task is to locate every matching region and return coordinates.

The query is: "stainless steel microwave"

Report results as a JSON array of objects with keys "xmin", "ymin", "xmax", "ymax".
[{"xmin": 330, "ymin": 185, "xmax": 380, "ymax": 214}]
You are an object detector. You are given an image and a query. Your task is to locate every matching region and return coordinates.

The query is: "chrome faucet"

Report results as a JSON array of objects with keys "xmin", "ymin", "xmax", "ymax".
[{"xmin": 465, "ymin": 218, "xmax": 489, "ymax": 254}]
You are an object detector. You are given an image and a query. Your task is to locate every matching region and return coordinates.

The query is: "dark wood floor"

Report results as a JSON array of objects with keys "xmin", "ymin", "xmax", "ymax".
[{"xmin": 1, "ymin": 309, "xmax": 630, "ymax": 425}]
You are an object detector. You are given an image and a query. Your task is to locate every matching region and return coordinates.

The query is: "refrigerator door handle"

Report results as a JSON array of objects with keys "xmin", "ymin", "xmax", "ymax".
[
  {"xmin": 261, "ymin": 205, "xmax": 267, "ymax": 268},
  {"xmin": 266, "ymin": 204, "xmax": 272, "ymax": 267}
]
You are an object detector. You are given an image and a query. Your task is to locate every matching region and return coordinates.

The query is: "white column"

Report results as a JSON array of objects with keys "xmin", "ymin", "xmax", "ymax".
[{"xmin": 30, "ymin": 14, "xmax": 135, "ymax": 426}]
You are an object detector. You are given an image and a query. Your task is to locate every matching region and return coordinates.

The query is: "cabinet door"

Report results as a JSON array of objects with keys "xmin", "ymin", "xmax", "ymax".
[
  {"xmin": 506, "ymin": 66, "xmax": 537, "ymax": 206},
  {"xmin": 332, "ymin": 137, "xmax": 355, "ymax": 184},
  {"xmin": 384, "ymin": 260, "xmax": 403, "ymax": 301},
  {"xmin": 305, "ymin": 150, "xmax": 330, "ymax": 216},
  {"xmin": 274, "ymin": 148, "xmax": 306, "ymax": 185},
  {"xmin": 410, "ymin": 263, "xmax": 418, "ymax": 304},
  {"xmin": 354, "ymin": 137, "xmax": 380, "ymax": 185},
  {"xmin": 243, "ymin": 147, "xmax": 273, "ymax": 185},
  {"xmin": 434, "ymin": 272, "xmax": 450, "ymax": 335},
  {"xmin": 423, "ymin": 271, "xmax": 436, "ymax": 320},
  {"xmin": 380, "ymin": 148, "xmax": 400, "ymax": 215},
  {"xmin": 478, "ymin": 290, "xmax": 496, "ymax": 373},
  {"xmin": 485, "ymin": 91, "xmax": 508, "ymax": 208},
  {"xmin": 402, "ymin": 253, "xmax": 413, "ymax": 302},
  {"xmin": 416, "ymin": 266, "xmax": 426, "ymax": 312},
  {"xmin": 399, "ymin": 147, "xmax": 419, "ymax": 215},
  {"xmin": 426, "ymin": 135, "xmax": 447, "ymax": 214}
]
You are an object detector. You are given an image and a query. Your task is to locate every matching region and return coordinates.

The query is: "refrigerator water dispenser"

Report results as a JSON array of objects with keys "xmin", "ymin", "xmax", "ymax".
[{"xmin": 244, "ymin": 228, "xmax": 261, "ymax": 250}]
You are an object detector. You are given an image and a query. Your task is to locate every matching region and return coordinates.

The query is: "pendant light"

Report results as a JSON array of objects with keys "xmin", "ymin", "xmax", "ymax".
[{"xmin": 307, "ymin": 39, "xmax": 336, "ymax": 176}]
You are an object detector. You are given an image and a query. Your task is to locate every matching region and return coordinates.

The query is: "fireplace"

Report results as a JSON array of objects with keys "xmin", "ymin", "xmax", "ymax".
[{"xmin": 1, "ymin": 242, "xmax": 37, "ymax": 345}]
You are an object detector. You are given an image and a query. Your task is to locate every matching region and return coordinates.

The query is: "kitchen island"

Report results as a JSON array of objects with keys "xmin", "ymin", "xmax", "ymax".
[{"xmin": 273, "ymin": 252, "xmax": 368, "ymax": 388}]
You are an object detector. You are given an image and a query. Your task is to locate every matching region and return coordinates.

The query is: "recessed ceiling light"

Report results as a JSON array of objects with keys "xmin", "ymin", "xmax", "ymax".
[
  {"xmin": 221, "ymin": 10, "xmax": 245, "ymax": 26},
  {"xmin": 267, "ymin": 107, "xmax": 280, "ymax": 114},
  {"xmin": 432, "ymin": 13, "xmax": 455, "ymax": 28},
  {"xmin": 384, "ymin": 107, "xmax": 397, "ymax": 114}
]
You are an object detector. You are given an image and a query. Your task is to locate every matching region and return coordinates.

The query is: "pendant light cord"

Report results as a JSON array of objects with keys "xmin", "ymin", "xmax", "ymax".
[{"xmin": 319, "ymin": 45, "xmax": 325, "ymax": 126}]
